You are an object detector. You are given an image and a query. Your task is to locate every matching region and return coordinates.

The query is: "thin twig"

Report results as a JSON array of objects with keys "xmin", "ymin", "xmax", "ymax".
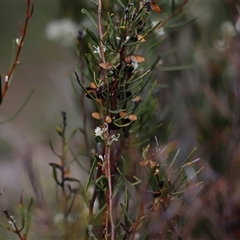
[
  {"xmin": 3, "ymin": 209, "xmax": 25, "ymax": 240},
  {"xmin": 97, "ymin": 0, "xmax": 107, "ymax": 84},
  {"xmin": 60, "ymin": 111, "xmax": 68, "ymax": 215},
  {"xmin": 97, "ymin": 1, "xmax": 114, "ymax": 239},
  {"xmin": 104, "ymin": 142, "xmax": 115, "ymax": 240},
  {"xmin": 2, "ymin": 0, "xmax": 33, "ymax": 100}
]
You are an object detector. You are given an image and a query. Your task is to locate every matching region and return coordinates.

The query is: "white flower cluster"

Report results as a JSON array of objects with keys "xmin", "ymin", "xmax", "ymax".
[
  {"xmin": 108, "ymin": 133, "xmax": 120, "ymax": 145},
  {"xmin": 94, "ymin": 124, "xmax": 120, "ymax": 145},
  {"xmin": 94, "ymin": 126, "xmax": 104, "ymax": 137},
  {"xmin": 93, "ymin": 45, "xmax": 106, "ymax": 58}
]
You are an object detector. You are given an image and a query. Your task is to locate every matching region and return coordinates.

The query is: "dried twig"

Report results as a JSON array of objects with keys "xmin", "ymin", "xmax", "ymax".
[{"xmin": 2, "ymin": 0, "xmax": 33, "ymax": 101}]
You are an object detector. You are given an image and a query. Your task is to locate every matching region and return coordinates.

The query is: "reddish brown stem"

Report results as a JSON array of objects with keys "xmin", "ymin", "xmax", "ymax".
[
  {"xmin": 2, "ymin": 0, "xmax": 33, "ymax": 100},
  {"xmin": 97, "ymin": 1, "xmax": 114, "ymax": 239}
]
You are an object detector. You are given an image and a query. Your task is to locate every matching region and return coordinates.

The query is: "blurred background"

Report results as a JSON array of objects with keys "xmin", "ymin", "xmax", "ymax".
[{"xmin": 1, "ymin": 0, "xmax": 240, "ymax": 239}]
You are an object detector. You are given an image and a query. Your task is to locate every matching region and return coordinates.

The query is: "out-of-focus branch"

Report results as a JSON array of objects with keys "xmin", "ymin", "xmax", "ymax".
[{"xmin": 1, "ymin": 0, "xmax": 34, "ymax": 102}]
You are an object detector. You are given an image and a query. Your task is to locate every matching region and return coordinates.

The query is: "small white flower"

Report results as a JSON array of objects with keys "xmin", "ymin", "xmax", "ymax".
[
  {"xmin": 94, "ymin": 126, "xmax": 103, "ymax": 137},
  {"xmin": 4, "ymin": 75, "xmax": 9, "ymax": 83},
  {"xmin": 15, "ymin": 38, "xmax": 23, "ymax": 46},
  {"xmin": 98, "ymin": 154, "xmax": 104, "ymax": 162},
  {"xmin": 116, "ymin": 36, "xmax": 130, "ymax": 42},
  {"xmin": 93, "ymin": 45, "xmax": 106, "ymax": 58},
  {"xmin": 93, "ymin": 45, "xmax": 101, "ymax": 54},
  {"xmin": 107, "ymin": 134, "xmax": 120, "ymax": 145}
]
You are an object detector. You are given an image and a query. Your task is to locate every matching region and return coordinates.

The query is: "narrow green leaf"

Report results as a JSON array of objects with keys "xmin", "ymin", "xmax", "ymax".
[
  {"xmin": 0, "ymin": 224, "xmax": 10, "ymax": 230},
  {"xmin": 84, "ymin": 157, "xmax": 98, "ymax": 193},
  {"xmin": 95, "ymin": 175, "xmax": 107, "ymax": 191},
  {"xmin": 25, "ymin": 198, "xmax": 33, "ymax": 236},
  {"xmin": 166, "ymin": 17, "xmax": 198, "ymax": 29},
  {"xmin": 131, "ymin": 176, "xmax": 142, "ymax": 186},
  {"xmin": 83, "ymin": 55, "xmax": 97, "ymax": 85},
  {"xmin": 55, "ymin": 126, "xmax": 63, "ymax": 137},
  {"xmin": 113, "ymin": 121, "xmax": 132, "ymax": 128},
  {"xmin": 168, "ymin": 149, "xmax": 180, "ymax": 169},
  {"xmin": 48, "ymin": 138, "xmax": 60, "ymax": 157},
  {"xmin": 79, "ymin": 201, "xmax": 98, "ymax": 240},
  {"xmin": 117, "ymin": 0, "xmax": 125, "ymax": 8},
  {"xmin": 68, "ymin": 148, "xmax": 89, "ymax": 172},
  {"xmin": 19, "ymin": 196, "xmax": 25, "ymax": 231},
  {"xmin": 49, "ymin": 163, "xmax": 62, "ymax": 186},
  {"xmin": 93, "ymin": 203, "xmax": 107, "ymax": 219},
  {"xmin": 68, "ymin": 128, "xmax": 78, "ymax": 142},
  {"xmin": 81, "ymin": 9, "xmax": 98, "ymax": 28},
  {"xmin": 64, "ymin": 177, "xmax": 81, "ymax": 187},
  {"xmin": 105, "ymin": 108, "xmax": 126, "ymax": 114},
  {"xmin": 148, "ymin": 38, "xmax": 165, "ymax": 53},
  {"xmin": 66, "ymin": 195, "xmax": 76, "ymax": 217},
  {"xmin": 120, "ymin": 203, "xmax": 132, "ymax": 225},
  {"xmin": 180, "ymin": 148, "xmax": 197, "ymax": 167},
  {"xmin": 127, "ymin": 69, "xmax": 151, "ymax": 85},
  {"xmin": 85, "ymin": 28, "xmax": 99, "ymax": 45},
  {"xmin": 160, "ymin": 65, "xmax": 193, "ymax": 71},
  {"xmin": 49, "ymin": 162, "xmax": 62, "ymax": 170},
  {"xmin": 138, "ymin": 100, "xmax": 157, "ymax": 130},
  {"xmin": 95, "ymin": 136, "xmax": 104, "ymax": 143},
  {"xmin": 0, "ymin": 87, "xmax": 35, "ymax": 125},
  {"xmin": 114, "ymin": 157, "xmax": 127, "ymax": 198}
]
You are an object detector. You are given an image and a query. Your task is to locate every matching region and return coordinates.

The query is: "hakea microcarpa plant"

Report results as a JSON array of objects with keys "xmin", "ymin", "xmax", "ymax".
[{"xmin": 47, "ymin": 0, "xmax": 202, "ymax": 240}]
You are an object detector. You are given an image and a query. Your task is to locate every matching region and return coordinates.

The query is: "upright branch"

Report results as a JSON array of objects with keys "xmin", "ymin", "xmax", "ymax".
[
  {"xmin": 60, "ymin": 111, "xmax": 68, "ymax": 213},
  {"xmin": 1, "ymin": 0, "xmax": 34, "ymax": 102},
  {"xmin": 75, "ymin": 0, "xmax": 202, "ymax": 239}
]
